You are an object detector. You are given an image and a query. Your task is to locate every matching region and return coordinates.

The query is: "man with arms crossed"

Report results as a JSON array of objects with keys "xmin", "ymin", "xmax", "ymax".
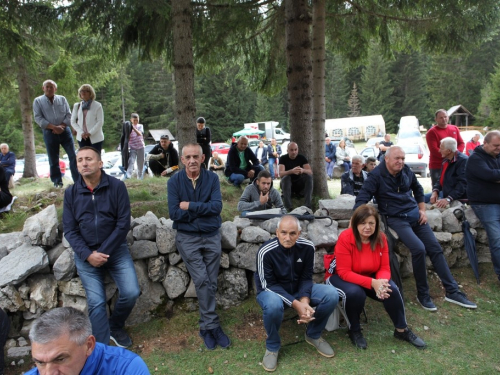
[
  {"xmin": 26, "ymin": 307, "xmax": 149, "ymax": 374},
  {"xmin": 255, "ymin": 215, "xmax": 339, "ymax": 372},
  {"xmin": 63, "ymin": 147, "xmax": 140, "ymax": 348},
  {"xmin": 167, "ymin": 144, "xmax": 230, "ymax": 350},
  {"xmin": 465, "ymin": 130, "xmax": 500, "ymax": 282}
]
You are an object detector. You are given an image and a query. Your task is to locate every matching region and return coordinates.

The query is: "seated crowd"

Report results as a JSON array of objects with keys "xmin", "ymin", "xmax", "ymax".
[{"xmin": 2, "ymin": 130, "xmax": 499, "ymax": 374}]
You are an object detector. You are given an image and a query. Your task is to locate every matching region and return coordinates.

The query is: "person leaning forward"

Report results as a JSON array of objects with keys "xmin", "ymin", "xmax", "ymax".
[
  {"xmin": 237, "ymin": 170, "xmax": 286, "ymax": 217},
  {"xmin": 167, "ymin": 143, "xmax": 231, "ymax": 350},
  {"xmin": 255, "ymin": 215, "xmax": 339, "ymax": 372},
  {"xmin": 63, "ymin": 147, "xmax": 140, "ymax": 348},
  {"xmin": 148, "ymin": 134, "xmax": 179, "ymax": 177},
  {"xmin": 354, "ymin": 146, "xmax": 476, "ymax": 311},
  {"xmin": 279, "ymin": 142, "xmax": 313, "ymax": 211},
  {"xmin": 26, "ymin": 307, "xmax": 149, "ymax": 375},
  {"xmin": 225, "ymin": 136, "xmax": 264, "ymax": 187}
]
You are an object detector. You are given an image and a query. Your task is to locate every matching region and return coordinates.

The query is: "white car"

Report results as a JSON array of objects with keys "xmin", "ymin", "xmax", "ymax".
[
  {"xmin": 397, "ymin": 142, "xmax": 429, "ymax": 177},
  {"xmin": 365, "ymin": 137, "xmax": 385, "ymax": 148}
]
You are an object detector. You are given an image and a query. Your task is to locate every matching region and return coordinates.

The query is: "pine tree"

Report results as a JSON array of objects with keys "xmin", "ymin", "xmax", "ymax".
[
  {"xmin": 325, "ymin": 53, "xmax": 350, "ymax": 119},
  {"xmin": 347, "ymin": 83, "xmax": 361, "ymax": 117}
]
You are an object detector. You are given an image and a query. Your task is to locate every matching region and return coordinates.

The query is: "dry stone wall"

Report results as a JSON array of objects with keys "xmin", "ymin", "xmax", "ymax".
[{"xmin": 0, "ymin": 196, "xmax": 491, "ymax": 361}]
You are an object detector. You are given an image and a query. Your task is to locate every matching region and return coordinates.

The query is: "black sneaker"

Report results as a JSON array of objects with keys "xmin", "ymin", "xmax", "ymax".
[
  {"xmin": 348, "ymin": 330, "xmax": 367, "ymax": 349},
  {"xmin": 110, "ymin": 329, "xmax": 132, "ymax": 348},
  {"xmin": 394, "ymin": 328, "xmax": 427, "ymax": 349},
  {"xmin": 211, "ymin": 326, "xmax": 231, "ymax": 349},
  {"xmin": 417, "ymin": 295, "xmax": 437, "ymax": 312},
  {"xmin": 445, "ymin": 291, "xmax": 477, "ymax": 309},
  {"xmin": 199, "ymin": 329, "xmax": 217, "ymax": 350}
]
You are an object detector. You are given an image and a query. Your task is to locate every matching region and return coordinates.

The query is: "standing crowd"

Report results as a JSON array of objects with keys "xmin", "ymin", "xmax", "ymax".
[{"xmin": 1, "ymin": 92, "xmax": 499, "ymax": 374}]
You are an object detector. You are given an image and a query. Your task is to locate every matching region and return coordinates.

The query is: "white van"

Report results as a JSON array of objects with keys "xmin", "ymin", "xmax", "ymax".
[{"xmin": 399, "ymin": 116, "xmax": 419, "ymax": 131}]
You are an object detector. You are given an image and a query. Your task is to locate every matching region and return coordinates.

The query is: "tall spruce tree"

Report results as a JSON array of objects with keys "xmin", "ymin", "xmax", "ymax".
[{"xmin": 347, "ymin": 83, "xmax": 361, "ymax": 117}]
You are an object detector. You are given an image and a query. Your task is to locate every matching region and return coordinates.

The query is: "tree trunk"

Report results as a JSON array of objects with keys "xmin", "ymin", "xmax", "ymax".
[
  {"xmin": 285, "ymin": 0, "xmax": 312, "ymax": 156},
  {"xmin": 311, "ymin": 0, "xmax": 329, "ymax": 199},
  {"xmin": 16, "ymin": 55, "xmax": 38, "ymax": 178},
  {"xmin": 172, "ymin": 0, "xmax": 196, "ymax": 154}
]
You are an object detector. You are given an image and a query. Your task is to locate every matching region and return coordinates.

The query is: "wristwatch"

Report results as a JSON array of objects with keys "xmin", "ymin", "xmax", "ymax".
[{"xmin": 445, "ymin": 197, "xmax": 451, "ymax": 203}]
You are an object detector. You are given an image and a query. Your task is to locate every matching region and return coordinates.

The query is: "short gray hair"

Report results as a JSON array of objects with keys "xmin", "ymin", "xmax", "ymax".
[
  {"xmin": 440, "ymin": 137, "xmax": 457, "ymax": 153},
  {"xmin": 277, "ymin": 215, "xmax": 302, "ymax": 231},
  {"xmin": 181, "ymin": 143, "xmax": 203, "ymax": 156},
  {"xmin": 29, "ymin": 307, "xmax": 92, "ymax": 346},
  {"xmin": 42, "ymin": 79, "xmax": 57, "ymax": 88},
  {"xmin": 352, "ymin": 155, "xmax": 365, "ymax": 164},
  {"xmin": 485, "ymin": 130, "xmax": 500, "ymax": 144}
]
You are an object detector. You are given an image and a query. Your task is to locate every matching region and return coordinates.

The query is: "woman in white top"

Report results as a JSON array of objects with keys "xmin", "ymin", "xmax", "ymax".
[
  {"xmin": 336, "ymin": 139, "xmax": 352, "ymax": 172},
  {"xmin": 71, "ymin": 84, "xmax": 104, "ymax": 153}
]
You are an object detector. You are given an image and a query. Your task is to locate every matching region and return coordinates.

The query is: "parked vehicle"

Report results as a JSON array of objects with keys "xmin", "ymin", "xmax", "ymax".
[
  {"xmin": 397, "ymin": 128, "xmax": 424, "ymax": 144},
  {"xmin": 211, "ymin": 143, "xmax": 231, "ymax": 155},
  {"xmin": 365, "ymin": 137, "xmax": 385, "ymax": 147},
  {"xmin": 397, "ymin": 142, "xmax": 429, "ymax": 177},
  {"xmin": 244, "ymin": 121, "xmax": 290, "ymax": 143},
  {"xmin": 360, "ymin": 146, "xmax": 379, "ymax": 160},
  {"xmin": 399, "ymin": 116, "xmax": 419, "ymax": 130}
]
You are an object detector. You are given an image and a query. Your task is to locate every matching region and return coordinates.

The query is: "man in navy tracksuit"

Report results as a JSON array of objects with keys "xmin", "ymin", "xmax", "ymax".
[
  {"xmin": 255, "ymin": 215, "xmax": 338, "ymax": 372},
  {"xmin": 63, "ymin": 147, "xmax": 140, "ymax": 348},
  {"xmin": 167, "ymin": 143, "xmax": 230, "ymax": 350},
  {"xmin": 355, "ymin": 146, "xmax": 476, "ymax": 312}
]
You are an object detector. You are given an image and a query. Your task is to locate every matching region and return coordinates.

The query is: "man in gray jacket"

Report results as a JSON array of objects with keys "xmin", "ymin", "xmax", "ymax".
[{"xmin": 238, "ymin": 170, "xmax": 287, "ymax": 216}]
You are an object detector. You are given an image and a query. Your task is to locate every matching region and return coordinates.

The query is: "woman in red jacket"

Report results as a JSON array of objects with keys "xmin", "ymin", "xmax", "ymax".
[{"xmin": 326, "ymin": 204, "xmax": 426, "ymax": 350}]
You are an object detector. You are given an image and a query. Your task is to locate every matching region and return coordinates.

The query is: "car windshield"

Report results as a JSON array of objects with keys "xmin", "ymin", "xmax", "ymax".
[{"xmin": 398, "ymin": 129, "xmax": 421, "ymax": 139}]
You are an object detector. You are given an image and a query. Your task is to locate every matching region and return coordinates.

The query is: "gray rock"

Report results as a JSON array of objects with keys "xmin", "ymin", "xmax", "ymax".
[
  {"xmin": 156, "ymin": 227, "xmax": 177, "ymax": 254},
  {"xmin": 177, "ymin": 261, "xmax": 188, "ymax": 274},
  {"xmin": 62, "ymin": 233, "xmax": 70, "ymax": 248},
  {"xmin": 19, "ymin": 319, "xmax": 34, "ymax": 338},
  {"xmin": 233, "ymin": 217, "xmax": 252, "ymax": 229},
  {"xmin": 23, "ymin": 204, "xmax": 59, "ymax": 246},
  {"xmin": 5, "ymin": 339, "xmax": 16, "ymax": 350},
  {"xmin": 426, "ymin": 209, "xmax": 443, "ymax": 232},
  {"xmin": 7, "ymin": 346, "xmax": 31, "ymax": 358},
  {"xmin": 184, "ymin": 279, "xmax": 197, "ymax": 298},
  {"xmin": 105, "ymin": 282, "xmax": 118, "ymax": 302},
  {"xmin": 314, "ymin": 248, "xmax": 327, "ymax": 274},
  {"xmin": 59, "ymin": 293, "xmax": 88, "ymax": 313},
  {"xmin": 126, "ymin": 230, "xmax": 134, "ymax": 247},
  {"xmin": 307, "ymin": 220, "xmax": 339, "ymax": 247},
  {"xmin": 477, "ymin": 244, "xmax": 492, "ymax": 264},
  {"xmin": 433, "ymin": 232, "xmax": 452, "ymax": 244},
  {"xmin": 442, "ymin": 208, "xmax": 463, "ymax": 233},
  {"xmin": 127, "ymin": 260, "xmax": 166, "ymax": 325},
  {"xmin": 290, "ymin": 206, "xmax": 314, "ymax": 216},
  {"xmin": 318, "ymin": 196, "xmax": 355, "ymax": 220},
  {"xmin": 475, "ymin": 228, "xmax": 489, "ymax": 245},
  {"xmin": 28, "ymin": 274, "xmax": 58, "ymax": 310},
  {"xmin": 162, "ymin": 266, "xmax": 189, "ymax": 299},
  {"xmin": 129, "ymin": 240, "xmax": 158, "ymax": 260},
  {"xmin": 133, "ymin": 224, "xmax": 157, "ymax": 241},
  {"xmin": 216, "ymin": 267, "xmax": 248, "ymax": 309},
  {"xmin": 23, "ymin": 308, "xmax": 44, "ymax": 320},
  {"xmin": 0, "ymin": 285, "xmax": 25, "ymax": 312},
  {"xmin": 442, "ymin": 246, "xmax": 457, "ymax": 268},
  {"xmin": 396, "ymin": 242, "xmax": 411, "ymax": 257},
  {"xmin": 240, "ymin": 227, "xmax": 270, "ymax": 243},
  {"xmin": 312, "ymin": 273, "xmax": 324, "ymax": 284},
  {"xmin": 450, "ymin": 233, "xmax": 464, "ymax": 249},
  {"xmin": 58, "ymin": 278, "xmax": 86, "ymax": 297},
  {"xmin": 168, "ymin": 252, "xmax": 182, "ymax": 265},
  {"xmin": 18, "ymin": 338, "xmax": 28, "ymax": 348},
  {"xmin": 132, "ymin": 211, "xmax": 161, "ymax": 228},
  {"xmin": 0, "ymin": 232, "xmax": 29, "ymax": 255},
  {"xmin": 18, "ymin": 284, "xmax": 30, "ymax": 299},
  {"xmin": 0, "ymin": 244, "xmax": 49, "ymax": 287},
  {"xmin": 336, "ymin": 220, "xmax": 350, "ymax": 229},
  {"xmin": 53, "ymin": 249, "xmax": 76, "ymax": 281},
  {"xmin": 464, "ymin": 206, "xmax": 482, "ymax": 228},
  {"xmin": 159, "ymin": 218, "xmax": 174, "ymax": 229},
  {"xmin": 228, "ymin": 242, "xmax": 260, "ymax": 272},
  {"xmin": 220, "ymin": 222, "xmax": 238, "ymax": 250},
  {"xmin": 148, "ymin": 256, "xmax": 167, "ymax": 282},
  {"xmin": 258, "ymin": 217, "xmax": 281, "ymax": 234},
  {"xmin": 332, "ymin": 165, "xmax": 344, "ymax": 179},
  {"xmin": 220, "ymin": 251, "xmax": 230, "ymax": 269},
  {"xmin": 46, "ymin": 243, "xmax": 66, "ymax": 265},
  {"xmin": 0, "ymin": 247, "xmax": 6, "ymax": 262},
  {"xmin": 399, "ymin": 255, "xmax": 413, "ymax": 278}
]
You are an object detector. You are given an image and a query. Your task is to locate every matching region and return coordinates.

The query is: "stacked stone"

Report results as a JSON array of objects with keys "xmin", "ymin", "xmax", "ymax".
[{"xmin": 0, "ymin": 197, "xmax": 491, "ymax": 361}]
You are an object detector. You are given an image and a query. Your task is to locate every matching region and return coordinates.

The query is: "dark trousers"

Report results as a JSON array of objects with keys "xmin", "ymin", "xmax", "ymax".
[
  {"xmin": 43, "ymin": 127, "xmax": 78, "ymax": 184},
  {"xmin": 430, "ymin": 168, "xmax": 441, "ymax": 188},
  {"xmin": 149, "ymin": 159, "xmax": 167, "ymax": 177},
  {"xmin": 78, "ymin": 138, "xmax": 103, "ymax": 154},
  {"xmin": 327, "ymin": 275, "xmax": 406, "ymax": 332},
  {"xmin": 387, "ymin": 217, "xmax": 458, "ymax": 297},
  {"xmin": 0, "ymin": 308, "xmax": 10, "ymax": 373},
  {"xmin": 281, "ymin": 173, "xmax": 313, "ymax": 209}
]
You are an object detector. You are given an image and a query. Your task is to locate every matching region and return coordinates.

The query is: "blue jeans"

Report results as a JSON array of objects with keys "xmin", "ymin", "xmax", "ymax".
[
  {"xmin": 340, "ymin": 161, "xmax": 351, "ymax": 172},
  {"xmin": 387, "ymin": 217, "xmax": 458, "ymax": 297},
  {"xmin": 268, "ymin": 158, "xmax": 279, "ymax": 179},
  {"xmin": 43, "ymin": 127, "xmax": 78, "ymax": 184},
  {"xmin": 256, "ymin": 284, "xmax": 339, "ymax": 352},
  {"xmin": 472, "ymin": 204, "xmax": 500, "ymax": 278},
  {"xmin": 229, "ymin": 165, "xmax": 264, "ymax": 187},
  {"xmin": 74, "ymin": 243, "xmax": 140, "ymax": 344},
  {"xmin": 325, "ymin": 161, "xmax": 335, "ymax": 178},
  {"xmin": 424, "ymin": 191, "xmax": 442, "ymax": 203}
]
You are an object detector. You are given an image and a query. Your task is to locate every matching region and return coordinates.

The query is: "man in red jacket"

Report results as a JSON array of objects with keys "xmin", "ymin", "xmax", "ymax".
[{"xmin": 426, "ymin": 109, "xmax": 465, "ymax": 187}]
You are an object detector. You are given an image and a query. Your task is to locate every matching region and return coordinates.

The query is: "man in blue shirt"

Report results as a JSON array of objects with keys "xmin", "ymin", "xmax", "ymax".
[
  {"xmin": 26, "ymin": 307, "xmax": 149, "ymax": 375},
  {"xmin": 33, "ymin": 79, "xmax": 78, "ymax": 188}
]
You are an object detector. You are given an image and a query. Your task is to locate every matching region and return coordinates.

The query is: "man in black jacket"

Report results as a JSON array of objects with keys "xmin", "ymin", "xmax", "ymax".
[
  {"xmin": 63, "ymin": 147, "xmax": 140, "ymax": 348},
  {"xmin": 255, "ymin": 216, "xmax": 338, "ymax": 372},
  {"xmin": 224, "ymin": 136, "xmax": 263, "ymax": 187},
  {"xmin": 465, "ymin": 130, "xmax": 500, "ymax": 281},
  {"xmin": 148, "ymin": 135, "xmax": 179, "ymax": 177},
  {"xmin": 428, "ymin": 137, "xmax": 468, "ymax": 207},
  {"xmin": 355, "ymin": 146, "xmax": 476, "ymax": 312}
]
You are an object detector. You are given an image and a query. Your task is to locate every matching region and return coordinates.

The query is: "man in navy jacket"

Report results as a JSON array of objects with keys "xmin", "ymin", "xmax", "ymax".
[
  {"xmin": 0, "ymin": 143, "xmax": 15, "ymax": 183},
  {"xmin": 255, "ymin": 216, "xmax": 338, "ymax": 371},
  {"xmin": 355, "ymin": 146, "xmax": 476, "ymax": 311},
  {"xmin": 63, "ymin": 147, "xmax": 140, "ymax": 348},
  {"xmin": 465, "ymin": 130, "xmax": 500, "ymax": 281},
  {"xmin": 324, "ymin": 137, "xmax": 336, "ymax": 179},
  {"xmin": 225, "ymin": 136, "xmax": 263, "ymax": 187},
  {"xmin": 168, "ymin": 143, "xmax": 230, "ymax": 350}
]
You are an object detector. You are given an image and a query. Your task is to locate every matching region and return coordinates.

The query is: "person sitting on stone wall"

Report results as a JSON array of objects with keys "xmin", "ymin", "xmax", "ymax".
[
  {"xmin": 237, "ymin": 170, "xmax": 286, "ymax": 217},
  {"xmin": 340, "ymin": 155, "xmax": 368, "ymax": 196}
]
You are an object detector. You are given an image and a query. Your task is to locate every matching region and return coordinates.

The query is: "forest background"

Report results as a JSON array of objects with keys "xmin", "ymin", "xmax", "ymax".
[{"xmin": 2, "ymin": 1, "xmax": 500, "ymax": 173}]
